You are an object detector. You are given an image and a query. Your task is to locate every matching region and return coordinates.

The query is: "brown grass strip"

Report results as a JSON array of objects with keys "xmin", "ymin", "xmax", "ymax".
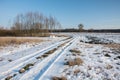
[{"xmin": 0, "ymin": 37, "xmax": 43, "ymax": 46}]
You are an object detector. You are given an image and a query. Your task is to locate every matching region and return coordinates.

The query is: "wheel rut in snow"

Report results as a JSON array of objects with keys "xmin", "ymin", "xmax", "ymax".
[{"xmin": 33, "ymin": 38, "xmax": 78, "ymax": 80}]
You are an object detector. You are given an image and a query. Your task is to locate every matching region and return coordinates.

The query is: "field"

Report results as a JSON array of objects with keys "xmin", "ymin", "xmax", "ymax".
[{"xmin": 0, "ymin": 33, "xmax": 120, "ymax": 80}]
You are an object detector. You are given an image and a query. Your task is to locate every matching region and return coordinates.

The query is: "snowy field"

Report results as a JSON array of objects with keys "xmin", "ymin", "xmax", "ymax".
[{"xmin": 0, "ymin": 33, "xmax": 120, "ymax": 80}]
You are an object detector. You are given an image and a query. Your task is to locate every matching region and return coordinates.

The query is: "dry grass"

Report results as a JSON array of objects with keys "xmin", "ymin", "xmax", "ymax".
[
  {"xmin": 19, "ymin": 63, "xmax": 34, "ymax": 73},
  {"xmin": 67, "ymin": 60, "xmax": 75, "ymax": 66},
  {"xmin": 5, "ymin": 74, "xmax": 16, "ymax": 80},
  {"xmin": 23, "ymin": 63, "xmax": 34, "ymax": 70},
  {"xmin": 75, "ymin": 58, "xmax": 83, "ymax": 65},
  {"xmin": 69, "ymin": 49, "xmax": 81, "ymax": 53},
  {"xmin": 69, "ymin": 49, "xmax": 81, "ymax": 56},
  {"xmin": 74, "ymin": 69, "xmax": 80, "ymax": 74},
  {"xmin": 103, "ymin": 43, "xmax": 120, "ymax": 49},
  {"xmin": 0, "ymin": 37, "xmax": 43, "ymax": 46},
  {"xmin": 5, "ymin": 76, "xmax": 12, "ymax": 80},
  {"xmin": 51, "ymin": 76, "xmax": 67, "ymax": 80},
  {"xmin": 52, "ymin": 76, "xmax": 59, "ymax": 80},
  {"xmin": 106, "ymin": 64, "xmax": 113, "ymax": 69},
  {"xmin": 36, "ymin": 48, "xmax": 57, "ymax": 59},
  {"xmin": 65, "ymin": 58, "xmax": 83, "ymax": 66}
]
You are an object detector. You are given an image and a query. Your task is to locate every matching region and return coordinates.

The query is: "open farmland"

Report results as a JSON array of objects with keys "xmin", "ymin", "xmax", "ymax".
[
  {"xmin": 1, "ymin": 0, "xmax": 120, "ymax": 80},
  {"xmin": 0, "ymin": 33, "xmax": 120, "ymax": 80}
]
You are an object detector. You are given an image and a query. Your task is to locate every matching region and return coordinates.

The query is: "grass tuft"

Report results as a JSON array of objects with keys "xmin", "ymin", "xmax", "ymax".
[{"xmin": 65, "ymin": 58, "xmax": 83, "ymax": 66}]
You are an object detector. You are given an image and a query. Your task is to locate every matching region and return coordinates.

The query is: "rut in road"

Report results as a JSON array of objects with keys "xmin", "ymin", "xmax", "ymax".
[
  {"xmin": 36, "ymin": 37, "xmax": 78, "ymax": 80},
  {"xmin": 18, "ymin": 37, "xmax": 78, "ymax": 80}
]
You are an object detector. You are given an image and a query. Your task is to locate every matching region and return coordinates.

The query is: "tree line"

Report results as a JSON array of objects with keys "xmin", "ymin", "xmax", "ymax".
[{"xmin": 0, "ymin": 12, "xmax": 61, "ymax": 36}]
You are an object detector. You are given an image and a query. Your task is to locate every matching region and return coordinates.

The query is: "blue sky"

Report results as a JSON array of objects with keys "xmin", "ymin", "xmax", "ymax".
[{"xmin": 0, "ymin": 0, "xmax": 120, "ymax": 29}]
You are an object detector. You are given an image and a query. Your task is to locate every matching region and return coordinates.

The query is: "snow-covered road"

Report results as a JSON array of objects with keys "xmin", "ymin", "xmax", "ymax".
[{"xmin": 0, "ymin": 37, "xmax": 72, "ymax": 79}]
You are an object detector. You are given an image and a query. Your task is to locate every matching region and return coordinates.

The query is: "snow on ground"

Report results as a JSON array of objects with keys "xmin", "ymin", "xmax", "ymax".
[
  {"xmin": 59, "ymin": 33, "xmax": 120, "ymax": 43},
  {"xmin": 0, "ymin": 33, "xmax": 120, "ymax": 80},
  {"xmin": 0, "ymin": 37, "xmax": 65, "ymax": 57},
  {"xmin": 0, "ymin": 36, "xmax": 69, "ymax": 80},
  {"xmin": 0, "ymin": 37, "xmax": 66, "ymax": 62},
  {"xmin": 41, "ymin": 33, "xmax": 120, "ymax": 80}
]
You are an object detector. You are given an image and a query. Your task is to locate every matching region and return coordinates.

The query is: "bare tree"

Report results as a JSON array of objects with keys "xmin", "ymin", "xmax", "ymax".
[
  {"xmin": 78, "ymin": 24, "xmax": 84, "ymax": 32},
  {"xmin": 11, "ymin": 12, "xmax": 61, "ymax": 36}
]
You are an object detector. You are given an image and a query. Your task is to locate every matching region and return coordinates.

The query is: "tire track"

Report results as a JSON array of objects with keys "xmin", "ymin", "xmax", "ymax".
[{"xmin": 18, "ymin": 37, "xmax": 78, "ymax": 80}]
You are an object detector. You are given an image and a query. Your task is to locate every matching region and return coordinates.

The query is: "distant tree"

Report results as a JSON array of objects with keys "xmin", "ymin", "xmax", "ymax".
[
  {"xmin": 11, "ymin": 12, "xmax": 61, "ymax": 36},
  {"xmin": 78, "ymin": 24, "xmax": 84, "ymax": 32}
]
